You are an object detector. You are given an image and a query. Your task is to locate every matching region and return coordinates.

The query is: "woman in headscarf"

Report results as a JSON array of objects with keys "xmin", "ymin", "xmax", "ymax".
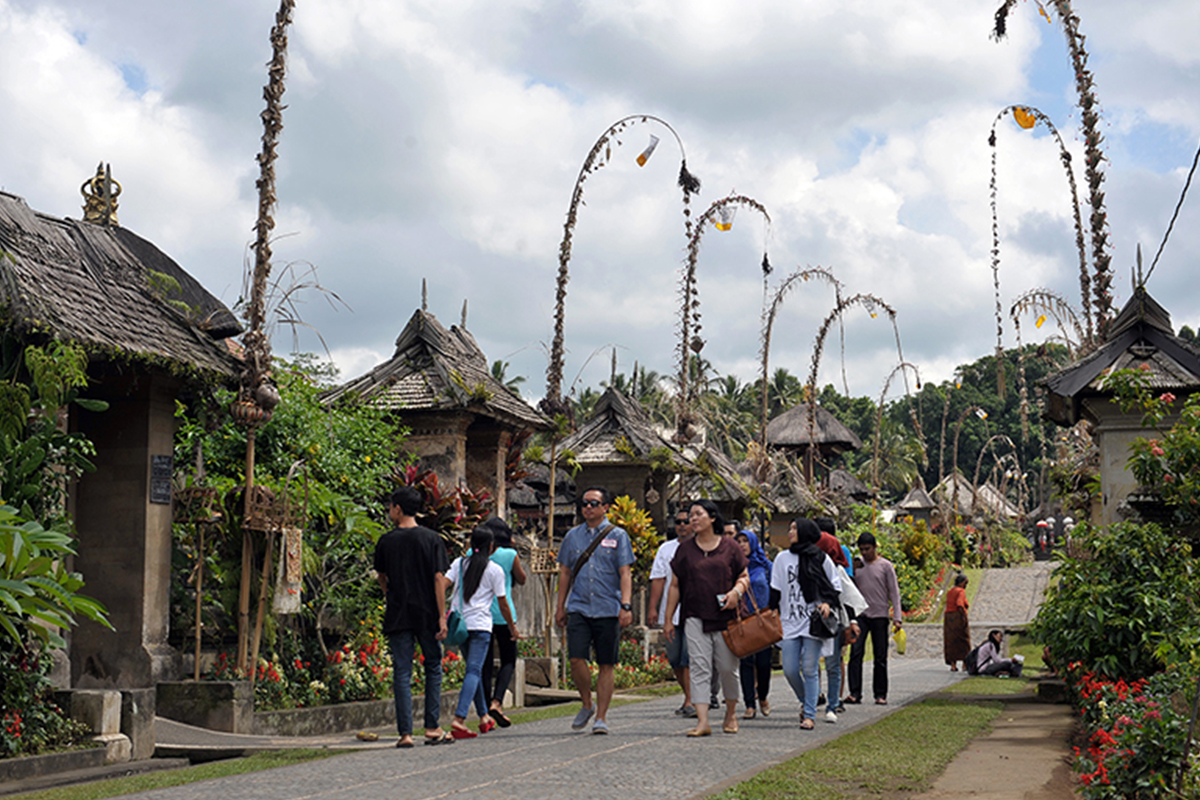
[
  {"xmin": 943, "ymin": 573, "xmax": 971, "ymax": 671},
  {"xmin": 734, "ymin": 529, "xmax": 773, "ymax": 719},
  {"xmin": 770, "ymin": 518, "xmax": 841, "ymax": 730}
]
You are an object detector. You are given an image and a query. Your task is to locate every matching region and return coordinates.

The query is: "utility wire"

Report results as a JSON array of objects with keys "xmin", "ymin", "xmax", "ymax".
[{"xmin": 1145, "ymin": 137, "xmax": 1200, "ymax": 284}]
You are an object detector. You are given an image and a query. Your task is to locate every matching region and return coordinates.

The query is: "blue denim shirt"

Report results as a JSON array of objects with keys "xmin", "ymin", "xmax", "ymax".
[{"xmin": 557, "ymin": 520, "xmax": 634, "ymax": 618}]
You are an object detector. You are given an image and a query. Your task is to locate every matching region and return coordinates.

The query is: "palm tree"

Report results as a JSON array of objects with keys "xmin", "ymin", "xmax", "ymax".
[
  {"xmin": 491, "ymin": 360, "xmax": 526, "ymax": 396},
  {"xmin": 860, "ymin": 417, "xmax": 924, "ymax": 496}
]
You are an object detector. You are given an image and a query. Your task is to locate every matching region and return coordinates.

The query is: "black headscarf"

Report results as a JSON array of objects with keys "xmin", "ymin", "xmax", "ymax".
[{"xmin": 789, "ymin": 518, "xmax": 840, "ymax": 606}]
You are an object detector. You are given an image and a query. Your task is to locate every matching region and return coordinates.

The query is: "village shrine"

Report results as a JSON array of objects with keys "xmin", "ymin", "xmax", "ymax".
[
  {"xmin": 0, "ymin": 171, "xmax": 242, "ymax": 761},
  {"xmin": 1042, "ymin": 286, "xmax": 1200, "ymax": 528},
  {"xmin": 321, "ymin": 306, "xmax": 550, "ymax": 517}
]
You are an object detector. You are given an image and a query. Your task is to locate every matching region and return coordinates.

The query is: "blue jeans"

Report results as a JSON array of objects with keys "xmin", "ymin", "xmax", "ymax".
[
  {"xmin": 781, "ymin": 637, "xmax": 827, "ymax": 719},
  {"xmin": 389, "ymin": 629, "xmax": 443, "ymax": 737},
  {"xmin": 455, "ymin": 629, "xmax": 492, "ymax": 720}
]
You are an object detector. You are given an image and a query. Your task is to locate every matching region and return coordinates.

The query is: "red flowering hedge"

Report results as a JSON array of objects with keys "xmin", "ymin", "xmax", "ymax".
[{"xmin": 1066, "ymin": 664, "xmax": 1198, "ymax": 799}]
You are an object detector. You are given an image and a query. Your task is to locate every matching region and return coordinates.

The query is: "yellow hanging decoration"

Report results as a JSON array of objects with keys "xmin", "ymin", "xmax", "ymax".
[
  {"xmin": 636, "ymin": 134, "xmax": 660, "ymax": 167},
  {"xmin": 715, "ymin": 205, "xmax": 735, "ymax": 232},
  {"xmin": 1013, "ymin": 107, "xmax": 1036, "ymax": 130},
  {"xmin": 1035, "ymin": 314, "xmax": 1047, "ymax": 329},
  {"xmin": 975, "ymin": 408, "xmax": 989, "ymax": 420},
  {"xmin": 1037, "ymin": 3, "xmax": 1052, "ymax": 23}
]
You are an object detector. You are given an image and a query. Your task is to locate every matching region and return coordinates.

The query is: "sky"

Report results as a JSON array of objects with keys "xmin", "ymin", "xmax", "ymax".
[{"xmin": 2, "ymin": 0, "xmax": 1198, "ymax": 407}]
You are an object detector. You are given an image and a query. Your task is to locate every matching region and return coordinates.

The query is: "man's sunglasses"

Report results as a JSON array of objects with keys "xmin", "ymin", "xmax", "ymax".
[
  {"xmin": 580, "ymin": 499, "xmax": 606, "ymax": 508},
  {"xmin": 674, "ymin": 519, "xmax": 689, "ymax": 526}
]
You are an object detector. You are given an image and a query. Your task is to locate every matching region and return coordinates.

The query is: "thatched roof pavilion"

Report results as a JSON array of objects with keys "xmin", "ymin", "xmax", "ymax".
[
  {"xmin": 559, "ymin": 387, "xmax": 691, "ymax": 532},
  {"xmin": 0, "ymin": 186, "xmax": 241, "ymax": 694},
  {"xmin": 322, "ymin": 309, "xmax": 549, "ymax": 513},
  {"xmin": 0, "ymin": 191, "xmax": 240, "ymax": 377},
  {"xmin": 1041, "ymin": 286, "xmax": 1200, "ymax": 524}
]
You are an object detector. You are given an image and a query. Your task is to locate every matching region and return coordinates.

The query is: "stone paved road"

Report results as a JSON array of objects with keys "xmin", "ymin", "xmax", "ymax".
[
  {"xmin": 969, "ymin": 562, "xmax": 1054, "ymax": 625},
  {"xmin": 142, "ymin": 658, "xmax": 963, "ymax": 800}
]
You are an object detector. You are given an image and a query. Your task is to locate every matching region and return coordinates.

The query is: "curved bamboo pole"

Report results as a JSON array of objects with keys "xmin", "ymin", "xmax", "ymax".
[
  {"xmin": 676, "ymin": 194, "xmax": 770, "ymax": 442},
  {"xmin": 757, "ymin": 266, "xmax": 840, "ymax": 445}
]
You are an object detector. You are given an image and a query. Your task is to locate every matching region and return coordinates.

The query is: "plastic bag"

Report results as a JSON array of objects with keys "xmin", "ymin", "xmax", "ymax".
[{"xmin": 893, "ymin": 627, "xmax": 907, "ymax": 655}]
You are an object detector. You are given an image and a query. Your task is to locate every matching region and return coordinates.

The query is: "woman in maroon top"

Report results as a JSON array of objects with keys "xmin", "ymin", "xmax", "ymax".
[{"xmin": 665, "ymin": 499, "xmax": 749, "ymax": 737}]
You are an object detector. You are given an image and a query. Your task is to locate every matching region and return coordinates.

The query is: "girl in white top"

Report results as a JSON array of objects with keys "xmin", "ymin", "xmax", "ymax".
[
  {"xmin": 771, "ymin": 518, "xmax": 842, "ymax": 729},
  {"xmin": 446, "ymin": 527, "xmax": 517, "ymax": 739}
]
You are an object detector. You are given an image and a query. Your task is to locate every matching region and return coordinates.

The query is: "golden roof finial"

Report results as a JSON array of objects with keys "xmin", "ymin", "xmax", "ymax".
[{"xmin": 81, "ymin": 162, "xmax": 121, "ymax": 226}]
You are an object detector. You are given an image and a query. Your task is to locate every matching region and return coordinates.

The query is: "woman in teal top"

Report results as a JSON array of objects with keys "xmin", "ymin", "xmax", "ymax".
[{"xmin": 481, "ymin": 518, "xmax": 525, "ymax": 726}]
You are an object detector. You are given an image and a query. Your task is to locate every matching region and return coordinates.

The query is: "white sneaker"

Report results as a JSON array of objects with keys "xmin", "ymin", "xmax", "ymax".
[{"xmin": 824, "ymin": 710, "xmax": 838, "ymax": 724}]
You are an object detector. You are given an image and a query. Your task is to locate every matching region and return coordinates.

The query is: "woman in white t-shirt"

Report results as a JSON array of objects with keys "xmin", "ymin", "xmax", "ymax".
[
  {"xmin": 770, "ymin": 518, "xmax": 842, "ymax": 730},
  {"xmin": 446, "ymin": 527, "xmax": 518, "ymax": 739}
]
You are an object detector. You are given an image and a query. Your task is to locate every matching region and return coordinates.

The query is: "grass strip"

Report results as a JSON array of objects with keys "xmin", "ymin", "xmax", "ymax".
[
  {"xmin": 940, "ymin": 675, "xmax": 1032, "ymax": 695},
  {"xmin": 7, "ymin": 750, "xmax": 342, "ymax": 800},
  {"xmin": 712, "ymin": 698, "xmax": 1002, "ymax": 800}
]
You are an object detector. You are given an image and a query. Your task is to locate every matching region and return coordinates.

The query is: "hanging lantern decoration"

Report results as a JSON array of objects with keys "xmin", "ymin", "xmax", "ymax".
[
  {"xmin": 1013, "ymin": 106, "xmax": 1037, "ymax": 130},
  {"xmin": 636, "ymin": 134, "xmax": 660, "ymax": 167},
  {"xmin": 1035, "ymin": 314, "xmax": 1047, "ymax": 329},
  {"xmin": 715, "ymin": 204, "xmax": 736, "ymax": 231}
]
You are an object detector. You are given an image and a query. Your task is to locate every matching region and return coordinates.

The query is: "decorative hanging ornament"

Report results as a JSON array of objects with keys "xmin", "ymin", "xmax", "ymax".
[
  {"xmin": 1035, "ymin": 314, "xmax": 1047, "ymax": 329},
  {"xmin": 1013, "ymin": 107, "xmax": 1037, "ymax": 130},
  {"xmin": 975, "ymin": 408, "xmax": 989, "ymax": 420},
  {"xmin": 715, "ymin": 204, "xmax": 736, "ymax": 231},
  {"xmin": 1036, "ymin": 2, "xmax": 1052, "ymax": 24},
  {"xmin": 636, "ymin": 134, "xmax": 660, "ymax": 167}
]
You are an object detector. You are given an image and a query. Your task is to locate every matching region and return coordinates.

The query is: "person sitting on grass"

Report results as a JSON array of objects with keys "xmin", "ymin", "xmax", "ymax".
[{"xmin": 976, "ymin": 629, "xmax": 1024, "ymax": 677}]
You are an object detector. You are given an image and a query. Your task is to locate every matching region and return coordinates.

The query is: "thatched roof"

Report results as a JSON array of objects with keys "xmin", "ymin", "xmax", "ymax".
[
  {"xmin": 765, "ymin": 403, "xmax": 863, "ymax": 453},
  {"xmin": 677, "ymin": 442, "xmax": 760, "ymax": 505},
  {"xmin": 1043, "ymin": 287, "xmax": 1200, "ymax": 426},
  {"xmin": 932, "ymin": 472, "xmax": 1019, "ymax": 520},
  {"xmin": 321, "ymin": 309, "xmax": 549, "ymax": 431},
  {"xmin": 896, "ymin": 486, "xmax": 936, "ymax": 511},
  {"xmin": 560, "ymin": 388, "xmax": 681, "ymax": 465},
  {"xmin": 829, "ymin": 468, "xmax": 873, "ymax": 501},
  {"xmin": 0, "ymin": 191, "xmax": 240, "ymax": 377}
]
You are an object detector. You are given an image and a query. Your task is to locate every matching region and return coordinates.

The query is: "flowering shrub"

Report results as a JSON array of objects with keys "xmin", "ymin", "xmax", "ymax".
[
  {"xmin": 1068, "ymin": 664, "xmax": 1199, "ymax": 799},
  {"xmin": 0, "ymin": 649, "xmax": 90, "ymax": 759},
  {"xmin": 566, "ymin": 655, "xmax": 676, "ymax": 691},
  {"xmin": 1030, "ymin": 521, "xmax": 1198, "ymax": 680},
  {"xmin": 205, "ymin": 636, "xmax": 469, "ymax": 711}
]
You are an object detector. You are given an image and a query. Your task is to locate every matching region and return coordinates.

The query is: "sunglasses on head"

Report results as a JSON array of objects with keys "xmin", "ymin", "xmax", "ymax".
[{"xmin": 580, "ymin": 499, "xmax": 605, "ymax": 508}]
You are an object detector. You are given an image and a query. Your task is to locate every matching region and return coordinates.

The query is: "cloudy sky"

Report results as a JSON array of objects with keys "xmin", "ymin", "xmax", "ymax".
[{"xmin": 2, "ymin": 0, "xmax": 1198, "ymax": 405}]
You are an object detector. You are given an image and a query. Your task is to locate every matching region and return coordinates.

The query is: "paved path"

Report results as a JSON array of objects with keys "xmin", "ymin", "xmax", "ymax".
[
  {"xmin": 970, "ymin": 562, "xmax": 1054, "ymax": 625},
  {"xmin": 144, "ymin": 658, "xmax": 963, "ymax": 800}
]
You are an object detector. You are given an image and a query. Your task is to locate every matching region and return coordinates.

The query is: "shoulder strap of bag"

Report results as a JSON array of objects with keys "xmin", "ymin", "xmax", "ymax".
[{"xmin": 568, "ymin": 523, "xmax": 614, "ymax": 589}]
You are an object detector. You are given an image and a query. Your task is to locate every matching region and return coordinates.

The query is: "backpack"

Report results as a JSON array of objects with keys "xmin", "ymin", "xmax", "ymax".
[{"xmin": 964, "ymin": 643, "xmax": 983, "ymax": 676}]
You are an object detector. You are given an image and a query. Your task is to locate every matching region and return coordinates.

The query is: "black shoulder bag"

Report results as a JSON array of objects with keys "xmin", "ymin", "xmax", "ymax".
[{"xmin": 566, "ymin": 523, "xmax": 614, "ymax": 591}]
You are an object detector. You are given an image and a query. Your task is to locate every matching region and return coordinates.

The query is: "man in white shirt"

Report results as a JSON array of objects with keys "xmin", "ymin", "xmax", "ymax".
[{"xmin": 648, "ymin": 509, "xmax": 695, "ymax": 717}]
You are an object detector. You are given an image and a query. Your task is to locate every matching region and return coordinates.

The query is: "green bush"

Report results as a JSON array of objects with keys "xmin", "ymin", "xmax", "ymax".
[
  {"xmin": 1030, "ymin": 522, "xmax": 1200, "ymax": 679},
  {"xmin": 0, "ymin": 648, "xmax": 91, "ymax": 759}
]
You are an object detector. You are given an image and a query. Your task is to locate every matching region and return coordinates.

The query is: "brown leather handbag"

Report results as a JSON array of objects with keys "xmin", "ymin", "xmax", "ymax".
[{"xmin": 722, "ymin": 590, "xmax": 783, "ymax": 658}]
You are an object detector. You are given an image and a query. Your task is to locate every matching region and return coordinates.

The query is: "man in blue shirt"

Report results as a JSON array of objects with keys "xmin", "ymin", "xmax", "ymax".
[{"xmin": 555, "ymin": 487, "xmax": 634, "ymax": 735}]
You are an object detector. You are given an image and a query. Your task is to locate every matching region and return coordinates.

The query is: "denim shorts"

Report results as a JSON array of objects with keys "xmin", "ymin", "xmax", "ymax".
[
  {"xmin": 664, "ymin": 624, "xmax": 689, "ymax": 669},
  {"xmin": 567, "ymin": 612, "xmax": 620, "ymax": 665}
]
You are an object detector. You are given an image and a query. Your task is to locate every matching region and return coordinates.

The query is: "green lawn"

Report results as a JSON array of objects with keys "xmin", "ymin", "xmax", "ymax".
[
  {"xmin": 712, "ymin": 698, "xmax": 1002, "ymax": 800},
  {"xmin": 940, "ymin": 675, "xmax": 1031, "ymax": 695}
]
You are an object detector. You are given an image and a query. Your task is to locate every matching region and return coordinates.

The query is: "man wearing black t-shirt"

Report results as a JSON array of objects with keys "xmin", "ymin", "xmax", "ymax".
[{"xmin": 374, "ymin": 487, "xmax": 451, "ymax": 747}]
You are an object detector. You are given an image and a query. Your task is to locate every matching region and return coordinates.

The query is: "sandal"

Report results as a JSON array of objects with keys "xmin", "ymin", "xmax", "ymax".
[
  {"xmin": 479, "ymin": 718, "xmax": 496, "ymax": 734},
  {"xmin": 686, "ymin": 727, "xmax": 712, "ymax": 737},
  {"xmin": 423, "ymin": 731, "xmax": 455, "ymax": 746},
  {"xmin": 759, "ymin": 699, "xmax": 771, "ymax": 717},
  {"xmin": 843, "ymin": 696, "xmax": 862, "ymax": 705},
  {"xmin": 450, "ymin": 726, "xmax": 477, "ymax": 740},
  {"xmin": 743, "ymin": 707, "xmax": 756, "ymax": 720},
  {"xmin": 799, "ymin": 718, "xmax": 815, "ymax": 730},
  {"xmin": 723, "ymin": 724, "xmax": 739, "ymax": 734},
  {"xmin": 875, "ymin": 697, "xmax": 888, "ymax": 705},
  {"xmin": 490, "ymin": 708, "xmax": 512, "ymax": 728}
]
